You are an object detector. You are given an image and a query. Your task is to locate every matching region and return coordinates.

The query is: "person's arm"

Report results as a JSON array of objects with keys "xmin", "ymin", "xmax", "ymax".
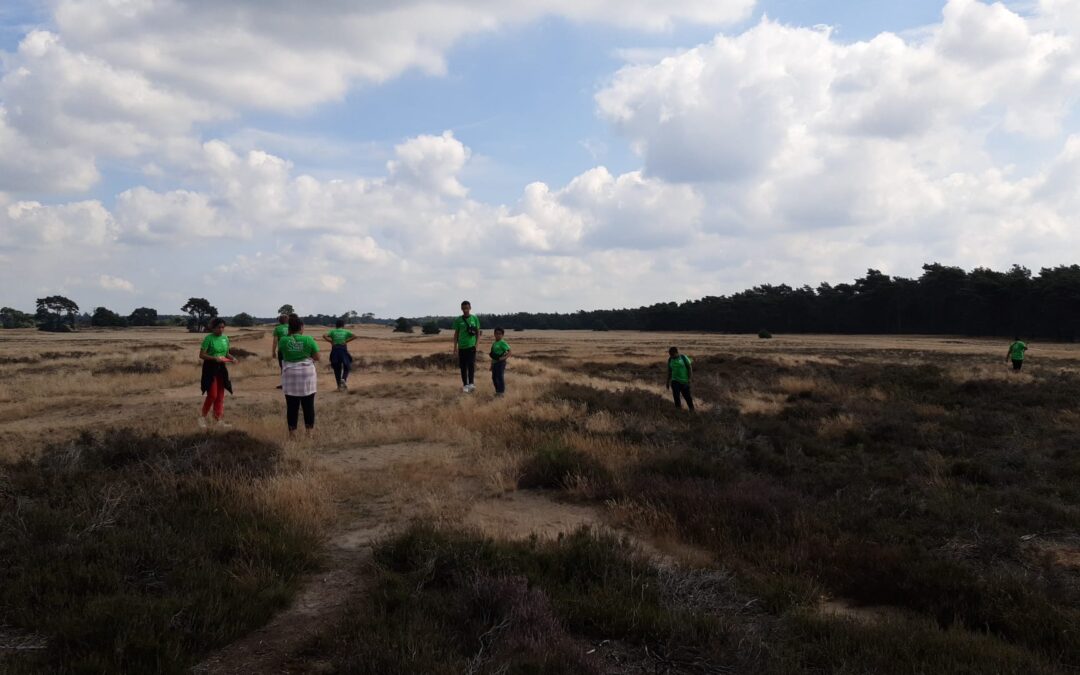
[
  {"xmin": 687, "ymin": 361, "xmax": 693, "ymax": 383},
  {"xmin": 452, "ymin": 326, "xmax": 460, "ymax": 352},
  {"xmin": 666, "ymin": 360, "xmax": 672, "ymax": 388},
  {"xmin": 270, "ymin": 331, "xmax": 278, "ymax": 358},
  {"xmin": 309, "ymin": 339, "xmax": 321, "ymax": 362},
  {"xmin": 500, "ymin": 347, "xmax": 511, "ymax": 362},
  {"xmin": 1006, "ymin": 344, "xmax": 1012, "ymax": 362},
  {"xmin": 345, "ymin": 334, "xmax": 357, "ymax": 343},
  {"xmin": 200, "ymin": 349, "xmax": 228, "ymax": 363},
  {"xmin": 323, "ymin": 334, "xmax": 333, "ymax": 344}
]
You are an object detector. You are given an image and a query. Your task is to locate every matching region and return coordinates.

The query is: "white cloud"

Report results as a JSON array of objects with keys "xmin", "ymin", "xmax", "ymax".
[{"xmin": 98, "ymin": 274, "xmax": 134, "ymax": 292}]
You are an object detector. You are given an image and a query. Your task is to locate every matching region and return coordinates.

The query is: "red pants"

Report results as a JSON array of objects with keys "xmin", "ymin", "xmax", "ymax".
[{"xmin": 202, "ymin": 374, "xmax": 226, "ymax": 419}]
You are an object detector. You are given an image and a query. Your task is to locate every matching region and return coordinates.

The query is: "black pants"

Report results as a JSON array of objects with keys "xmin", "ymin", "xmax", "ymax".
[
  {"xmin": 672, "ymin": 381, "xmax": 694, "ymax": 411},
  {"xmin": 1012, "ymin": 359, "xmax": 1024, "ymax": 371},
  {"xmin": 285, "ymin": 394, "xmax": 315, "ymax": 430},
  {"xmin": 491, "ymin": 361, "xmax": 506, "ymax": 394},
  {"xmin": 458, "ymin": 347, "xmax": 476, "ymax": 385}
]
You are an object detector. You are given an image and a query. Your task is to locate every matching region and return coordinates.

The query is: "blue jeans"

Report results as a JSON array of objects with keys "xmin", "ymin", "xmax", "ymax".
[{"xmin": 491, "ymin": 361, "xmax": 506, "ymax": 394}]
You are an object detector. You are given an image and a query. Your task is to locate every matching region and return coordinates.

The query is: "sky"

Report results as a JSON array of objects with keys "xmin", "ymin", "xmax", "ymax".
[{"xmin": 2, "ymin": 0, "xmax": 1079, "ymax": 317}]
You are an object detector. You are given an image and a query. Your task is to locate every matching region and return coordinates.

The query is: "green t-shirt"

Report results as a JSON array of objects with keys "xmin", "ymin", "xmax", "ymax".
[
  {"xmin": 491, "ymin": 339, "xmax": 510, "ymax": 359},
  {"xmin": 201, "ymin": 334, "xmax": 230, "ymax": 358},
  {"xmin": 278, "ymin": 334, "xmax": 319, "ymax": 362},
  {"xmin": 452, "ymin": 314, "xmax": 481, "ymax": 349},
  {"xmin": 273, "ymin": 324, "xmax": 289, "ymax": 339},
  {"xmin": 1009, "ymin": 341, "xmax": 1027, "ymax": 361},
  {"xmin": 668, "ymin": 355, "xmax": 692, "ymax": 384},
  {"xmin": 326, "ymin": 328, "xmax": 354, "ymax": 345}
]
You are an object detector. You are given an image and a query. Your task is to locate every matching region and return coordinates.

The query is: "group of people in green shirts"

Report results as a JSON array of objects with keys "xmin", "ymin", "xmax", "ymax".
[{"xmin": 198, "ymin": 303, "xmax": 1031, "ymax": 433}]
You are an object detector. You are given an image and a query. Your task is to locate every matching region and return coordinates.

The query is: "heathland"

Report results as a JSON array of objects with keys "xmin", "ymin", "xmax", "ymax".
[{"xmin": 1, "ymin": 327, "xmax": 1078, "ymax": 673}]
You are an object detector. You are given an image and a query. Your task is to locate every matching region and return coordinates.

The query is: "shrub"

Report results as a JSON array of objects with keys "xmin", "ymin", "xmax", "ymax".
[
  {"xmin": 231, "ymin": 312, "xmax": 255, "ymax": 327},
  {"xmin": 517, "ymin": 441, "xmax": 613, "ymax": 494},
  {"xmin": 0, "ymin": 430, "xmax": 319, "ymax": 672},
  {"xmin": 393, "ymin": 317, "xmax": 414, "ymax": 333},
  {"xmin": 758, "ymin": 328, "xmax": 773, "ymax": 339},
  {"xmin": 421, "ymin": 321, "xmax": 441, "ymax": 335}
]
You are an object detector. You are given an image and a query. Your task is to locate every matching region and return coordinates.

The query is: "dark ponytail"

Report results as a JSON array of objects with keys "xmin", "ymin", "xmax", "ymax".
[{"xmin": 288, "ymin": 316, "xmax": 304, "ymax": 334}]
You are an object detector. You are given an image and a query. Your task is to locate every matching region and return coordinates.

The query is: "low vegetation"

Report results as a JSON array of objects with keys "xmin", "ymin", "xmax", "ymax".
[{"xmin": 0, "ymin": 429, "xmax": 323, "ymax": 673}]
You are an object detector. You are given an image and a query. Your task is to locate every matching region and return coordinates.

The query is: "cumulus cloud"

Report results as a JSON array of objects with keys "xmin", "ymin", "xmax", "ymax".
[
  {"xmin": 98, "ymin": 274, "xmax": 134, "ymax": 292},
  {"xmin": 5, "ymin": 0, "xmax": 1080, "ymax": 316}
]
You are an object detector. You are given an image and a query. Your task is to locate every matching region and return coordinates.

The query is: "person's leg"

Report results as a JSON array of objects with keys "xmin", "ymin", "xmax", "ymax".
[
  {"xmin": 459, "ymin": 349, "xmax": 469, "ymax": 386},
  {"xmin": 301, "ymin": 394, "xmax": 315, "ymax": 429},
  {"xmin": 285, "ymin": 395, "xmax": 300, "ymax": 430},
  {"xmin": 672, "ymin": 382, "xmax": 683, "ymax": 409},
  {"xmin": 212, "ymin": 374, "xmax": 226, "ymax": 420},
  {"xmin": 465, "ymin": 348, "xmax": 476, "ymax": 386},
  {"xmin": 341, "ymin": 355, "xmax": 351, "ymax": 383},
  {"xmin": 1013, "ymin": 360, "xmax": 1023, "ymax": 371},
  {"xmin": 202, "ymin": 376, "xmax": 219, "ymax": 417},
  {"xmin": 683, "ymin": 384, "xmax": 695, "ymax": 412},
  {"xmin": 493, "ymin": 361, "xmax": 506, "ymax": 394},
  {"xmin": 276, "ymin": 355, "xmax": 284, "ymax": 389},
  {"xmin": 332, "ymin": 359, "xmax": 343, "ymax": 387}
]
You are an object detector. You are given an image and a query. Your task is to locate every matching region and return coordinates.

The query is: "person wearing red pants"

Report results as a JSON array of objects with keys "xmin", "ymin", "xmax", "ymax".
[{"xmin": 199, "ymin": 317, "xmax": 235, "ymax": 429}]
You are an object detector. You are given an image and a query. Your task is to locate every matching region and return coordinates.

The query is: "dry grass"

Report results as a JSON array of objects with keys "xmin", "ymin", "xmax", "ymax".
[{"xmin": 5, "ymin": 326, "xmax": 1080, "ymax": 672}]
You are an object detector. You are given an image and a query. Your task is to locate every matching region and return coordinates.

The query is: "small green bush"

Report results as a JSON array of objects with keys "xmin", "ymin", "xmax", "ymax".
[
  {"xmin": 517, "ymin": 441, "xmax": 613, "ymax": 493},
  {"xmin": 758, "ymin": 328, "xmax": 773, "ymax": 339}
]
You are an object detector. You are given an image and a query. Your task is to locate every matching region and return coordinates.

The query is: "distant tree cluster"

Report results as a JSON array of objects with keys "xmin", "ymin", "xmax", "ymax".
[{"xmin": 467, "ymin": 264, "xmax": 1080, "ymax": 340}]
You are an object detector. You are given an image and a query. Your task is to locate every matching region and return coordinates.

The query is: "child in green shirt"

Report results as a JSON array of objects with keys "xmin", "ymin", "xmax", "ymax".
[{"xmin": 489, "ymin": 327, "xmax": 511, "ymax": 395}]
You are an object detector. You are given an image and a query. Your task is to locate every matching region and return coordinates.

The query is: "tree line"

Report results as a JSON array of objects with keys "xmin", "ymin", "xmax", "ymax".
[
  {"xmin": 1, "ymin": 298, "xmax": 390, "ymax": 332},
  {"xmin": 6, "ymin": 263, "xmax": 1079, "ymax": 338},
  {"xmin": 428, "ymin": 264, "xmax": 1080, "ymax": 340}
]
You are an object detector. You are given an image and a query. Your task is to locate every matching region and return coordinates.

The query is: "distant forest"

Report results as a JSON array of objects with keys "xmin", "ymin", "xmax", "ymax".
[{"xmin": 432, "ymin": 264, "xmax": 1080, "ymax": 340}]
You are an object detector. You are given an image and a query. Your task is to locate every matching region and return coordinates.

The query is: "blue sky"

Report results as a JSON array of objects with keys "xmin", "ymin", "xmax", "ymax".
[{"xmin": 1, "ymin": 0, "xmax": 1077, "ymax": 316}]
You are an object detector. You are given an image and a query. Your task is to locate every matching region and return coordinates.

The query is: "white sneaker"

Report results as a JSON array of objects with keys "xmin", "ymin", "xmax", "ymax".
[
  {"xmin": 198, "ymin": 417, "xmax": 208, "ymax": 429},
  {"xmin": 462, "ymin": 385, "xmax": 470, "ymax": 393},
  {"xmin": 467, "ymin": 384, "xmax": 476, "ymax": 393},
  {"xmin": 342, "ymin": 380, "xmax": 348, "ymax": 391},
  {"xmin": 217, "ymin": 421, "xmax": 232, "ymax": 429}
]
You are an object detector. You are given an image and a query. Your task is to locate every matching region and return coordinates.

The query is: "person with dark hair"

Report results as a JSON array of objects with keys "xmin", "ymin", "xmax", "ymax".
[
  {"xmin": 666, "ymin": 346, "xmax": 694, "ymax": 411},
  {"xmin": 271, "ymin": 314, "xmax": 288, "ymax": 389},
  {"xmin": 324, "ymin": 319, "xmax": 356, "ymax": 391},
  {"xmin": 1007, "ymin": 336, "xmax": 1028, "ymax": 371},
  {"xmin": 279, "ymin": 316, "xmax": 320, "ymax": 438},
  {"xmin": 489, "ymin": 327, "xmax": 511, "ymax": 396},
  {"xmin": 199, "ymin": 317, "xmax": 235, "ymax": 428},
  {"xmin": 451, "ymin": 300, "xmax": 481, "ymax": 393}
]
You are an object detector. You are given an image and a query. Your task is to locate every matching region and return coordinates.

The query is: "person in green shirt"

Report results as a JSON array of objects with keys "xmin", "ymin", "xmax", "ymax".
[
  {"xmin": 271, "ymin": 314, "xmax": 289, "ymax": 389},
  {"xmin": 666, "ymin": 346, "xmax": 694, "ymax": 411},
  {"xmin": 199, "ymin": 317, "xmax": 235, "ymax": 428},
  {"xmin": 279, "ymin": 316, "xmax": 321, "ymax": 438},
  {"xmin": 1007, "ymin": 336, "xmax": 1028, "ymax": 371},
  {"xmin": 324, "ymin": 319, "xmax": 356, "ymax": 391},
  {"xmin": 451, "ymin": 300, "xmax": 482, "ymax": 393},
  {"xmin": 488, "ymin": 327, "xmax": 511, "ymax": 396}
]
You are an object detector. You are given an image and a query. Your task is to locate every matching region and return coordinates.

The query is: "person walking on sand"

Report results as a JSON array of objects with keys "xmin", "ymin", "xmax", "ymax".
[
  {"xmin": 199, "ymin": 317, "xmax": 235, "ymax": 429},
  {"xmin": 324, "ymin": 319, "xmax": 356, "ymax": 391},
  {"xmin": 271, "ymin": 314, "xmax": 288, "ymax": 389},
  {"xmin": 666, "ymin": 346, "xmax": 694, "ymax": 412},
  {"xmin": 489, "ymin": 327, "xmax": 511, "ymax": 396},
  {"xmin": 279, "ymin": 316, "xmax": 320, "ymax": 438},
  {"xmin": 452, "ymin": 300, "xmax": 481, "ymax": 393},
  {"xmin": 1007, "ymin": 336, "xmax": 1028, "ymax": 371}
]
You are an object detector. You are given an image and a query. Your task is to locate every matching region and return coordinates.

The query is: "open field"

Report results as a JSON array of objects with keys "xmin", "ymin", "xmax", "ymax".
[{"xmin": 1, "ymin": 327, "xmax": 1079, "ymax": 673}]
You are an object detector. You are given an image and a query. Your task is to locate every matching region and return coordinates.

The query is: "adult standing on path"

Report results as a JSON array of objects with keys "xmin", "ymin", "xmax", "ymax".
[
  {"xmin": 452, "ymin": 300, "xmax": 482, "ymax": 393},
  {"xmin": 489, "ymin": 327, "xmax": 511, "ymax": 396},
  {"xmin": 271, "ymin": 314, "xmax": 289, "ymax": 389},
  {"xmin": 1007, "ymin": 336, "xmax": 1028, "ymax": 371},
  {"xmin": 324, "ymin": 319, "xmax": 356, "ymax": 391},
  {"xmin": 199, "ymin": 317, "xmax": 235, "ymax": 428},
  {"xmin": 280, "ymin": 316, "xmax": 320, "ymax": 438},
  {"xmin": 666, "ymin": 346, "xmax": 695, "ymax": 412}
]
